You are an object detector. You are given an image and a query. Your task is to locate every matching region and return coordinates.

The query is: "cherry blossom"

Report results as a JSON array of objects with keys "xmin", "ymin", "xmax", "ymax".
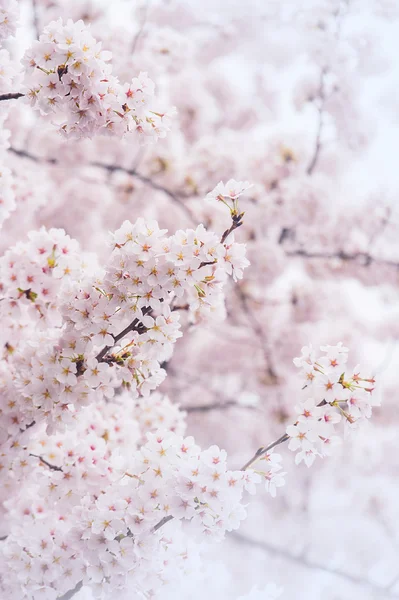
[
  {"xmin": 21, "ymin": 18, "xmax": 174, "ymax": 140},
  {"xmin": 0, "ymin": 1, "xmax": 394, "ymax": 599}
]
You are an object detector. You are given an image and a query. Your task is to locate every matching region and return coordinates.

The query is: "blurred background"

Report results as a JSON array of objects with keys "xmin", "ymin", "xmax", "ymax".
[{"xmin": 3, "ymin": 0, "xmax": 399, "ymax": 598}]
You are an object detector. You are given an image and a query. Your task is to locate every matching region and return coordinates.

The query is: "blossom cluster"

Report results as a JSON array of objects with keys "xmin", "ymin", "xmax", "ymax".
[
  {"xmin": 0, "ymin": 404, "xmax": 258, "ymax": 599},
  {"xmin": 0, "ymin": 210, "xmax": 249, "ymax": 438},
  {"xmin": 22, "ymin": 18, "xmax": 174, "ymax": 139},
  {"xmin": 287, "ymin": 343, "xmax": 378, "ymax": 466}
]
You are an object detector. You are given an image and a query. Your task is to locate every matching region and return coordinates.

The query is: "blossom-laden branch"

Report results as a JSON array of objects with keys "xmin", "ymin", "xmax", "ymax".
[{"xmin": 19, "ymin": 19, "xmax": 174, "ymax": 140}]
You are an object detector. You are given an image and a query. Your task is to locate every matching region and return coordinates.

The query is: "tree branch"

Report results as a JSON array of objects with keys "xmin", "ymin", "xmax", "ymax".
[
  {"xmin": 220, "ymin": 211, "xmax": 245, "ymax": 244},
  {"xmin": 0, "ymin": 93, "xmax": 24, "ymax": 102},
  {"xmin": 30, "ymin": 453, "xmax": 63, "ymax": 472},
  {"xmin": 95, "ymin": 317, "xmax": 149, "ymax": 362},
  {"xmin": 8, "ymin": 147, "xmax": 196, "ymax": 224},
  {"xmin": 152, "ymin": 515, "xmax": 174, "ymax": 532},
  {"xmin": 286, "ymin": 248, "xmax": 399, "ymax": 269},
  {"xmin": 184, "ymin": 400, "xmax": 256, "ymax": 413},
  {"xmin": 241, "ymin": 434, "xmax": 289, "ymax": 471}
]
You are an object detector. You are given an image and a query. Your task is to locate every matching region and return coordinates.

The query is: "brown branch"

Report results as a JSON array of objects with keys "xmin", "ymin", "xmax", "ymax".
[{"xmin": 0, "ymin": 93, "xmax": 24, "ymax": 101}]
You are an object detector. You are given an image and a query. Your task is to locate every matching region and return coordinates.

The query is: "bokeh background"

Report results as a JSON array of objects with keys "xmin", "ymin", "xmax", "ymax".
[{"xmin": 3, "ymin": 0, "xmax": 399, "ymax": 598}]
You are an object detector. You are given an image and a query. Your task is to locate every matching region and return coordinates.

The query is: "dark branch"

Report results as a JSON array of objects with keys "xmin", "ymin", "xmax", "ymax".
[
  {"xmin": 0, "ymin": 93, "xmax": 24, "ymax": 101},
  {"xmin": 30, "ymin": 453, "xmax": 63, "ymax": 472},
  {"xmin": 152, "ymin": 515, "xmax": 174, "ymax": 532},
  {"xmin": 220, "ymin": 211, "xmax": 245, "ymax": 244},
  {"xmin": 9, "ymin": 147, "xmax": 57, "ymax": 164},
  {"xmin": 95, "ymin": 317, "xmax": 148, "ymax": 362}
]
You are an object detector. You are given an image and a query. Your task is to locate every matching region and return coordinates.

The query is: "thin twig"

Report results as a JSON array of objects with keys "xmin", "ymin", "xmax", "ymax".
[
  {"xmin": 30, "ymin": 454, "xmax": 63, "ymax": 472},
  {"xmin": 241, "ymin": 434, "xmax": 289, "ymax": 471},
  {"xmin": 184, "ymin": 400, "xmax": 256, "ymax": 413}
]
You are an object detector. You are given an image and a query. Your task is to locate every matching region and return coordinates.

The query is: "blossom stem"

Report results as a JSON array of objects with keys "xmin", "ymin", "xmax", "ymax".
[{"xmin": 220, "ymin": 212, "xmax": 245, "ymax": 244}]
